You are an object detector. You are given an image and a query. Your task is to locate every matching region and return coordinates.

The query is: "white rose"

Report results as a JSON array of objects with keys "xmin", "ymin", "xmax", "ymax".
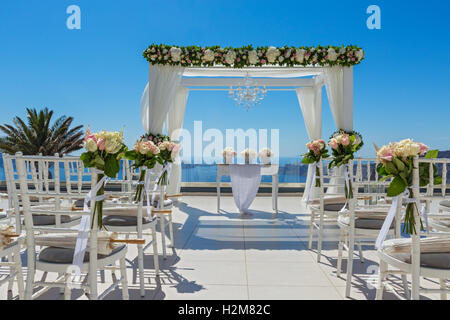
[
  {"xmin": 105, "ymin": 140, "xmax": 122, "ymax": 154},
  {"xmin": 284, "ymin": 48, "xmax": 292, "ymax": 58},
  {"xmin": 203, "ymin": 49, "xmax": 215, "ymax": 62},
  {"xmin": 266, "ymin": 46, "xmax": 280, "ymax": 63},
  {"xmin": 339, "ymin": 47, "xmax": 346, "ymax": 54},
  {"xmin": 139, "ymin": 142, "xmax": 150, "ymax": 155},
  {"xmin": 356, "ymin": 49, "xmax": 364, "ymax": 60},
  {"xmin": 248, "ymin": 50, "xmax": 258, "ymax": 64},
  {"xmin": 327, "ymin": 48, "xmax": 338, "ymax": 61},
  {"xmin": 278, "ymin": 56, "xmax": 284, "ymax": 63},
  {"xmin": 295, "ymin": 49, "xmax": 305, "ymax": 63},
  {"xmin": 85, "ymin": 139, "xmax": 97, "ymax": 152},
  {"xmin": 225, "ymin": 50, "xmax": 236, "ymax": 65},
  {"xmin": 169, "ymin": 47, "xmax": 182, "ymax": 62}
]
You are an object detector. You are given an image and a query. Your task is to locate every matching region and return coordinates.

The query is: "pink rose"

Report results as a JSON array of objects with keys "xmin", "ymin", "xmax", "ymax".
[
  {"xmin": 97, "ymin": 138, "xmax": 106, "ymax": 151},
  {"xmin": 419, "ymin": 143, "xmax": 429, "ymax": 156},
  {"xmin": 341, "ymin": 135, "xmax": 350, "ymax": 146},
  {"xmin": 85, "ymin": 134, "xmax": 97, "ymax": 143},
  {"xmin": 329, "ymin": 138, "xmax": 338, "ymax": 150},
  {"xmin": 260, "ymin": 59, "xmax": 266, "ymax": 64}
]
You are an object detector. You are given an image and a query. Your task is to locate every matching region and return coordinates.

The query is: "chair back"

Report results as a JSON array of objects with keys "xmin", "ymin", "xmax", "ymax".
[{"xmin": 14, "ymin": 153, "xmax": 99, "ymax": 272}]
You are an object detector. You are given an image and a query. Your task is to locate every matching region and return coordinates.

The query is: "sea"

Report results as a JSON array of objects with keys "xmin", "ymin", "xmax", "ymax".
[{"xmin": 0, "ymin": 153, "xmax": 308, "ymax": 183}]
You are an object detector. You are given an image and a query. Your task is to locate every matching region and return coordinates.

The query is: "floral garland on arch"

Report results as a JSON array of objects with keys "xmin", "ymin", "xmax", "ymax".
[{"xmin": 143, "ymin": 44, "xmax": 364, "ymax": 68}]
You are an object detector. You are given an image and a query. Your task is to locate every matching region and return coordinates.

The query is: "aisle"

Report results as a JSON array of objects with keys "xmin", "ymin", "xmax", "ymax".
[{"xmin": 1, "ymin": 196, "xmax": 441, "ymax": 300}]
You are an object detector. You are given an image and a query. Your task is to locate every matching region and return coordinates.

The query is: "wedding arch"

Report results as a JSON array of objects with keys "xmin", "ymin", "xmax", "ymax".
[{"xmin": 139, "ymin": 44, "xmax": 365, "ymax": 200}]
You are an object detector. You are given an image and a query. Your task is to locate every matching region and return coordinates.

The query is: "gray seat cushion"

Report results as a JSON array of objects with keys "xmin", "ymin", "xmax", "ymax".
[
  {"xmin": 393, "ymin": 252, "xmax": 450, "ymax": 270},
  {"xmin": 31, "ymin": 214, "xmax": 81, "ymax": 226},
  {"xmin": 102, "ymin": 215, "xmax": 153, "ymax": 227},
  {"xmin": 74, "ymin": 199, "xmax": 89, "ymax": 208},
  {"xmin": 354, "ymin": 218, "xmax": 393, "ymax": 230},
  {"xmin": 38, "ymin": 245, "xmax": 125, "ymax": 264},
  {"xmin": 143, "ymin": 199, "xmax": 173, "ymax": 208},
  {"xmin": 440, "ymin": 200, "xmax": 450, "ymax": 208},
  {"xmin": 324, "ymin": 203, "xmax": 347, "ymax": 211}
]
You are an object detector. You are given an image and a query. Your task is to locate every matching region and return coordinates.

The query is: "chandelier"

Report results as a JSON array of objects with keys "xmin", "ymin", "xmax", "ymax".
[{"xmin": 228, "ymin": 74, "xmax": 267, "ymax": 110}]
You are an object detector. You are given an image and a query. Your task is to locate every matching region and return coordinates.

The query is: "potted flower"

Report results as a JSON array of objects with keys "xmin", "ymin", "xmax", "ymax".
[
  {"xmin": 376, "ymin": 139, "xmax": 440, "ymax": 234},
  {"xmin": 221, "ymin": 147, "xmax": 237, "ymax": 164},
  {"xmin": 301, "ymin": 139, "xmax": 329, "ymax": 187},
  {"xmin": 258, "ymin": 148, "xmax": 274, "ymax": 165},
  {"xmin": 240, "ymin": 149, "xmax": 256, "ymax": 164},
  {"xmin": 80, "ymin": 127, "xmax": 127, "ymax": 228},
  {"xmin": 328, "ymin": 130, "xmax": 364, "ymax": 199}
]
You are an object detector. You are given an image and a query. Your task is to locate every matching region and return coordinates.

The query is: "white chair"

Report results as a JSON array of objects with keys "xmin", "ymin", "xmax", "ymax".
[
  {"xmin": 124, "ymin": 162, "xmax": 179, "ymax": 260},
  {"xmin": 308, "ymin": 159, "xmax": 368, "ymax": 263},
  {"xmin": 3, "ymin": 153, "xmax": 84, "ymax": 233},
  {"xmin": 100, "ymin": 201, "xmax": 160, "ymax": 298},
  {"xmin": 336, "ymin": 159, "xmax": 400, "ymax": 298},
  {"xmin": 0, "ymin": 235, "xmax": 24, "ymax": 299},
  {"xmin": 376, "ymin": 156, "xmax": 450, "ymax": 300},
  {"xmin": 15, "ymin": 153, "xmax": 129, "ymax": 300}
]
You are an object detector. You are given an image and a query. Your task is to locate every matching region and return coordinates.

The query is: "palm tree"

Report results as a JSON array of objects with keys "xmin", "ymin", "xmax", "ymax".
[{"xmin": 0, "ymin": 108, "xmax": 84, "ymax": 155}]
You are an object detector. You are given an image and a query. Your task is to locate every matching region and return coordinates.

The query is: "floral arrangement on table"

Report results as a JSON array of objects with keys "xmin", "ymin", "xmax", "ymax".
[
  {"xmin": 143, "ymin": 44, "xmax": 365, "ymax": 68},
  {"xmin": 376, "ymin": 139, "xmax": 441, "ymax": 234},
  {"xmin": 125, "ymin": 138, "xmax": 161, "ymax": 202},
  {"xmin": 80, "ymin": 127, "xmax": 127, "ymax": 228},
  {"xmin": 222, "ymin": 147, "xmax": 237, "ymax": 164},
  {"xmin": 258, "ymin": 148, "xmax": 274, "ymax": 165},
  {"xmin": 240, "ymin": 149, "xmax": 257, "ymax": 164},
  {"xmin": 328, "ymin": 130, "xmax": 364, "ymax": 199},
  {"xmin": 301, "ymin": 139, "xmax": 329, "ymax": 187}
]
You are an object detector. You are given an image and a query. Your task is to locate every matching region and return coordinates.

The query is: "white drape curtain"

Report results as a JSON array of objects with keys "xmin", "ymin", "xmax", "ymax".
[
  {"xmin": 166, "ymin": 86, "xmax": 189, "ymax": 195},
  {"xmin": 296, "ymin": 86, "xmax": 322, "ymax": 201},
  {"xmin": 324, "ymin": 66, "xmax": 353, "ymax": 194},
  {"xmin": 141, "ymin": 65, "xmax": 185, "ymax": 134}
]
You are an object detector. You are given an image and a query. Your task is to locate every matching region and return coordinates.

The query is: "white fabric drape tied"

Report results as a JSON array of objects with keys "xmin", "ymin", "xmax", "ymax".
[
  {"xmin": 305, "ymin": 162, "xmax": 318, "ymax": 206},
  {"xmin": 141, "ymin": 65, "xmax": 185, "ymax": 134},
  {"xmin": 375, "ymin": 189, "xmax": 421, "ymax": 249},
  {"xmin": 132, "ymin": 169, "xmax": 154, "ymax": 219},
  {"xmin": 150, "ymin": 163, "xmax": 172, "ymax": 207},
  {"xmin": 296, "ymin": 86, "xmax": 322, "ymax": 202},
  {"xmin": 72, "ymin": 174, "xmax": 109, "ymax": 274},
  {"xmin": 167, "ymin": 86, "xmax": 189, "ymax": 195}
]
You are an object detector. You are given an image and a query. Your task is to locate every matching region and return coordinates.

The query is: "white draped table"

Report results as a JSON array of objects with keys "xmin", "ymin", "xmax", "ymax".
[{"xmin": 216, "ymin": 164, "xmax": 279, "ymax": 216}]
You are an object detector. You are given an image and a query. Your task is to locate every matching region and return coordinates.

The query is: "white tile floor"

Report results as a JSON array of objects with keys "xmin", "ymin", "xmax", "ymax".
[{"xmin": 0, "ymin": 195, "xmax": 444, "ymax": 300}]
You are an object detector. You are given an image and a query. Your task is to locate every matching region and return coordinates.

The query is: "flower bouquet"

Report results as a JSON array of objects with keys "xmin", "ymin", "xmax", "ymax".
[
  {"xmin": 258, "ymin": 148, "xmax": 274, "ymax": 165},
  {"xmin": 222, "ymin": 147, "xmax": 237, "ymax": 164},
  {"xmin": 376, "ymin": 139, "xmax": 441, "ymax": 234},
  {"xmin": 240, "ymin": 149, "xmax": 256, "ymax": 164},
  {"xmin": 142, "ymin": 133, "xmax": 181, "ymax": 186},
  {"xmin": 80, "ymin": 127, "xmax": 127, "ymax": 228},
  {"xmin": 301, "ymin": 139, "xmax": 329, "ymax": 187},
  {"xmin": 125, "ymin": 138, "xmax": 160, "ymax": 202},
  {"xmin": 328, "ymin": 130, "xmax": 364, "ymax": 199}
]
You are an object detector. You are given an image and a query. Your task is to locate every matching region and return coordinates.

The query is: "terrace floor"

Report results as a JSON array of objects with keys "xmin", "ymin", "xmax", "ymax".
[{"xmin": 0, "ymin": 195, "xmax": 443, "ymax": 300}]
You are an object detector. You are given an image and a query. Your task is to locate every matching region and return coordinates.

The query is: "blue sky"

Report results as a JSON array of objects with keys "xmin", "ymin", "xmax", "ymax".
[{"xmin": 0, "ymin": 0, "xmax": 449, "ymax": 158}]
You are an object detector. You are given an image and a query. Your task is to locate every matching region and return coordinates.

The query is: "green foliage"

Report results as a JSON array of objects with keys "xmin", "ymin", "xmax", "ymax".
[
  {"xmin": 301, "ymin": 147, "xmax": 329, "ymax": 164},
  {"xmin": 0, "ymin": 108, "xmax": 84, "ymax": 155},
  {"xmin": 143, "ymin": 44, "xmax": 365, "ymax": 68},
  {"xmin": 328, "ymin": 130, "xmax": 363, "ymax": 169}
]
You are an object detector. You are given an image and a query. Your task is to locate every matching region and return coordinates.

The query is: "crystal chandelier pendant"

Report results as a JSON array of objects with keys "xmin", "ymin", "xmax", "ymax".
[{"xmin": 228, "ymin": 73, "xmax": 267, "ymax": 110}]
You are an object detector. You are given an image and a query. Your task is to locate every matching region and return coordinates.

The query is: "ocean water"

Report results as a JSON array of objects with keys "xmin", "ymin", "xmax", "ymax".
[{"xmin": 0, "ymin": 153, "xmax": 308, "ymax": 183}]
